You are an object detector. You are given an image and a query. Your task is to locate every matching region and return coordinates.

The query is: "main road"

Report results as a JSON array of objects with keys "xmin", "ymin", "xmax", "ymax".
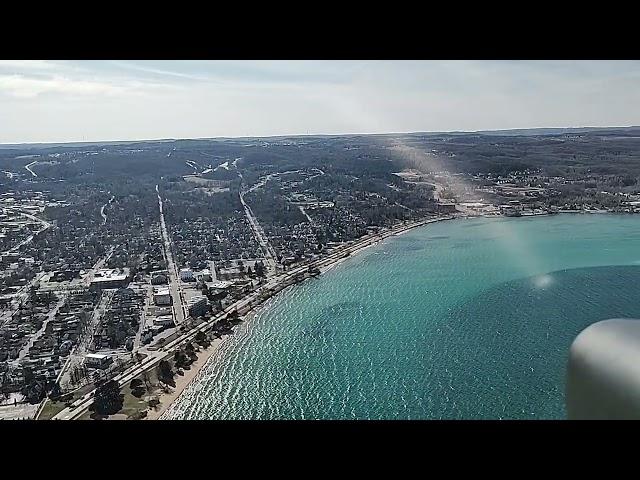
[
  {"xmin": 237, "ymin": 172, "xmax": 279, "ymax": 275},
  {"xmin": 156, "ymin": 185, "xmax": 186, "ymax": 325}
]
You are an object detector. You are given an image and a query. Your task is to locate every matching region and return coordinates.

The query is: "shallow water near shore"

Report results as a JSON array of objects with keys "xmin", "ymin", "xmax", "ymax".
[{"xmin": 163, "ymin": 214, "xmax": 640, "ymax": 419}]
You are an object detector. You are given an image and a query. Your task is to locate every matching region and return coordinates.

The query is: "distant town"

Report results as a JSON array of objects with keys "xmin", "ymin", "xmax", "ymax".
[{"xmin": 2, "ymin": 126, "xmax": 640, "ymax": 419}]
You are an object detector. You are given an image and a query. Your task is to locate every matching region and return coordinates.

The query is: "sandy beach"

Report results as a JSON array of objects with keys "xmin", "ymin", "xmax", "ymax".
[
  {"xmin": 145, "ymin": 336, "xmax": 226, "ymax": 420},
  {"xmin": 143, "ymin": 215, "xmax": 457, "ymax": 420}
]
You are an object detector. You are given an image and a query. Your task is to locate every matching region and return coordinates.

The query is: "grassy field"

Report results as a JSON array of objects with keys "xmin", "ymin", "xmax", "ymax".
[
  {"xmin": 79, "ymin": 369, "xmax": 163, "ymax": 420},
  {"xmin": 39, "ymin": 369, "xmax": 162, "ymax": 420},
  {"xmin": 38, "ymin": 399, "xmax": 66, "ymax": 421},
  {"xmin": 37, "ymin": 382, "xmax": 96, "ymax": 420},
  {"xmin": 118, "ymin": 381, "xmax": 155, "ymax": 419}
]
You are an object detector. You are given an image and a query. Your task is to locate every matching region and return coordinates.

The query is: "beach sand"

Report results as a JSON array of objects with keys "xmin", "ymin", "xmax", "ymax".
[{"xmin": 145, "ymin": 336, "xmax": 227, "ymax": 420}]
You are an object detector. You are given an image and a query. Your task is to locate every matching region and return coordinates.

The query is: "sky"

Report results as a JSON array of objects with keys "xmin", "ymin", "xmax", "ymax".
[{"xmin": 1, "ymin": 60, "xmax": 640, "ymax": 144}]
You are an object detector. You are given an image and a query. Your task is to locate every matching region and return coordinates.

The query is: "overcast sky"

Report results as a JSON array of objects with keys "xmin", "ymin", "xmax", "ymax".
[{"xmin": 1, "ymin": 60, "xmax": 639, "ymax": 144}]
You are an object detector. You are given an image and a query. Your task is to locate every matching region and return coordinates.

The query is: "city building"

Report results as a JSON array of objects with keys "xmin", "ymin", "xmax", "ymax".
[
  {"xmin": 153, "ymin": 315, "xmax": 174, "ymax": 328},
  {"xmin": 436, "ymin": 203, "xmax": 458, "ymax": 214},
  {"xmin": 179, "ymin": 268, "xmax": 194, "ymax": 282},
  {"xmin": 153, "ymin": 288, "xmax": 172, "ymax": 306},
  {"xmin": 89, "ymin": 268, "xmax": 130, "ymax": 291},
  {"xmin": 85, "ymin": 353, "xmax": 113, "ymax": 369},
  {"xmin": 187, "ymin": 294, "xmax": 209, "ymax": 318},
  {"xmin": 206, "ymin": 280, "xmax": 233, "ymax": 293},
  {"xmin": 151, "ymin": 273, "xmax": 168, "ymax": 285}
]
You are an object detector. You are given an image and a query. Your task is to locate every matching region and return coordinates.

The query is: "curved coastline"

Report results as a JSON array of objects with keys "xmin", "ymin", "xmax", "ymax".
[
  {"xmin": 147, "ymin": 215, "xmax": 458, "ymax": 419},
  {"xmin": 149, "ymin": 212, "xmax": 640, "ymax": 419}
]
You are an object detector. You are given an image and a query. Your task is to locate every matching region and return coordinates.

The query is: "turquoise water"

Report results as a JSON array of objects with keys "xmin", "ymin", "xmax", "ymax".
[{"xmin": 164, "ymin": 214, "xmax": 640, "ymax": 419}]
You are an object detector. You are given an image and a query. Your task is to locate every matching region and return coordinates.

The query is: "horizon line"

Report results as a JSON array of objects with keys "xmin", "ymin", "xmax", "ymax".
[{"xmin": 2, "ymin": 124, "xmax": 639, "ymax": 148}]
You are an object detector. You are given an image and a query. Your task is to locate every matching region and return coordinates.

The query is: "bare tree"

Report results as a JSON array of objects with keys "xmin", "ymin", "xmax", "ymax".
[{"xmin": 141, "ymin": 370, "xmax": 151, "ymax": 390}]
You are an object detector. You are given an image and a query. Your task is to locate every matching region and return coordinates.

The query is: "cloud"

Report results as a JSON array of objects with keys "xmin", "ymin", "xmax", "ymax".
[
  {"xmin": 0, "ymin": 60, "xmax": 59, "ymax": 71},
  {"xmin": 107, "ymin": 60, "xmax": 210, "ymax": 82},
  {"xmin": 105, "ymin": 60, "xmax": 362, "ymax": 90},
  {"xmin": 1, "ymin": 60, "xmax": 639, "ymax": 143},
  {"xmin": 0, "ymin": 74, "xmax": 127, "ymax": 98}
]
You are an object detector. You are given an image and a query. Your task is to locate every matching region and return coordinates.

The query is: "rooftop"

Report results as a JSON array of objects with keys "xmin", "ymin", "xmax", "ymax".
[
  {"xmin": 85, "ymin": 353, "xmax": 110, "ymax": 360},
  {"xmin": 91, "ymin": 268, "xmax": 130, "ymax": 283}
]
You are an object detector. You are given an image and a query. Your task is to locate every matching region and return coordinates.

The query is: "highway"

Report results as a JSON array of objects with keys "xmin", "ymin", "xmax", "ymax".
[
  {"xmin": 49, "ymin": 214, "xmax": 446, "ymax": 420},
  {"xmin": 51, "ymin": 350, "xmax": 167, "ymax": 420}
]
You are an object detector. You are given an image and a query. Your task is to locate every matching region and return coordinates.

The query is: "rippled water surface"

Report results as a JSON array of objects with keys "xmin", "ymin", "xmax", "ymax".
[{"xmin": 164, "ymin": 215, "xmax": 640, "ymax": 419}]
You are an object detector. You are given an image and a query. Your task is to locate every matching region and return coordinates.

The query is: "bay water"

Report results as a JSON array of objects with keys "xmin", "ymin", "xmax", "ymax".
[{"xmin": 163, "ymin": 214, "xmax": 640, "ymax": 419}]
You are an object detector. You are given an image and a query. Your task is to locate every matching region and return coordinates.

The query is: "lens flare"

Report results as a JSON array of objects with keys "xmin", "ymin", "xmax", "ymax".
[
  {"xmin": 328, "ymin": 99, "xmax": 548, "ymax": 280},
  {"xmin": 533, "ymin": 274, "xmax": 553, "ymax": 288}
]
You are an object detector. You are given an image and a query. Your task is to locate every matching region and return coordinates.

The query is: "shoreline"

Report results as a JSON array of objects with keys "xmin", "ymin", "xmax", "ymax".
[
  {"xmin": 135, "ymin": 211, "xmax": 630, "ymax": 419},
  {"xmin": 144, "ymin": 215, "xmax": 457, "ymax": 419},
  {"xmin": 145, "ymin": 336, "xmax": 226, "ymax": 420}
]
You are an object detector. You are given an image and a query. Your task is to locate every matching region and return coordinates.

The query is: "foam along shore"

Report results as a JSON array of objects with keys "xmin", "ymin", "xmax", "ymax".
[{"xmin": 145, "ymin": 214, "xmax": 457, "ymax": 419}]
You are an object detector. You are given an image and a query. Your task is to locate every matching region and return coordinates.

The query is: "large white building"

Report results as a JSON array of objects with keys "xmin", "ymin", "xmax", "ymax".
[{"xmin": 89, "ymin": 268, "xmax": 130, "ymax": 291}]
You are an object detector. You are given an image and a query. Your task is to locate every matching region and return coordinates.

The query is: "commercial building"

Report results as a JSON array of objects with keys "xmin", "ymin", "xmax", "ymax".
[
  {"xmin": 89, "ymin": 268, "xmax": 130, "ymax": 291},
  {"xmin": 85, "ymin": 353, "xmax": 113, "ymax": 369},
  {"xmin": 187, "ymin": 294, "xmax": 209, "ymax": 318},
  {"xmin": 206, "ymin": 280, "xmax": 233, "ymax": 291},
  {"xmin": 179, "ymin": 268, "xmax": 194, "ymax": 282},
  {"xmin": 151, "ymin": 273, "xmax": 168, "ymax": 285},
  {"xmin": 153, "ymin": 288, "xmax": 172, "ymax": 306},
  {"xmin": 436, "ymin": 202, "xmax": 458, "ymax": 214},
  {"xmin": 153, "ymin": 315, "xmax": 174, "ymax": 328},
  {"xmin": 500, "ymin": 201, "xmax": 524, "ymax": 217}
]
